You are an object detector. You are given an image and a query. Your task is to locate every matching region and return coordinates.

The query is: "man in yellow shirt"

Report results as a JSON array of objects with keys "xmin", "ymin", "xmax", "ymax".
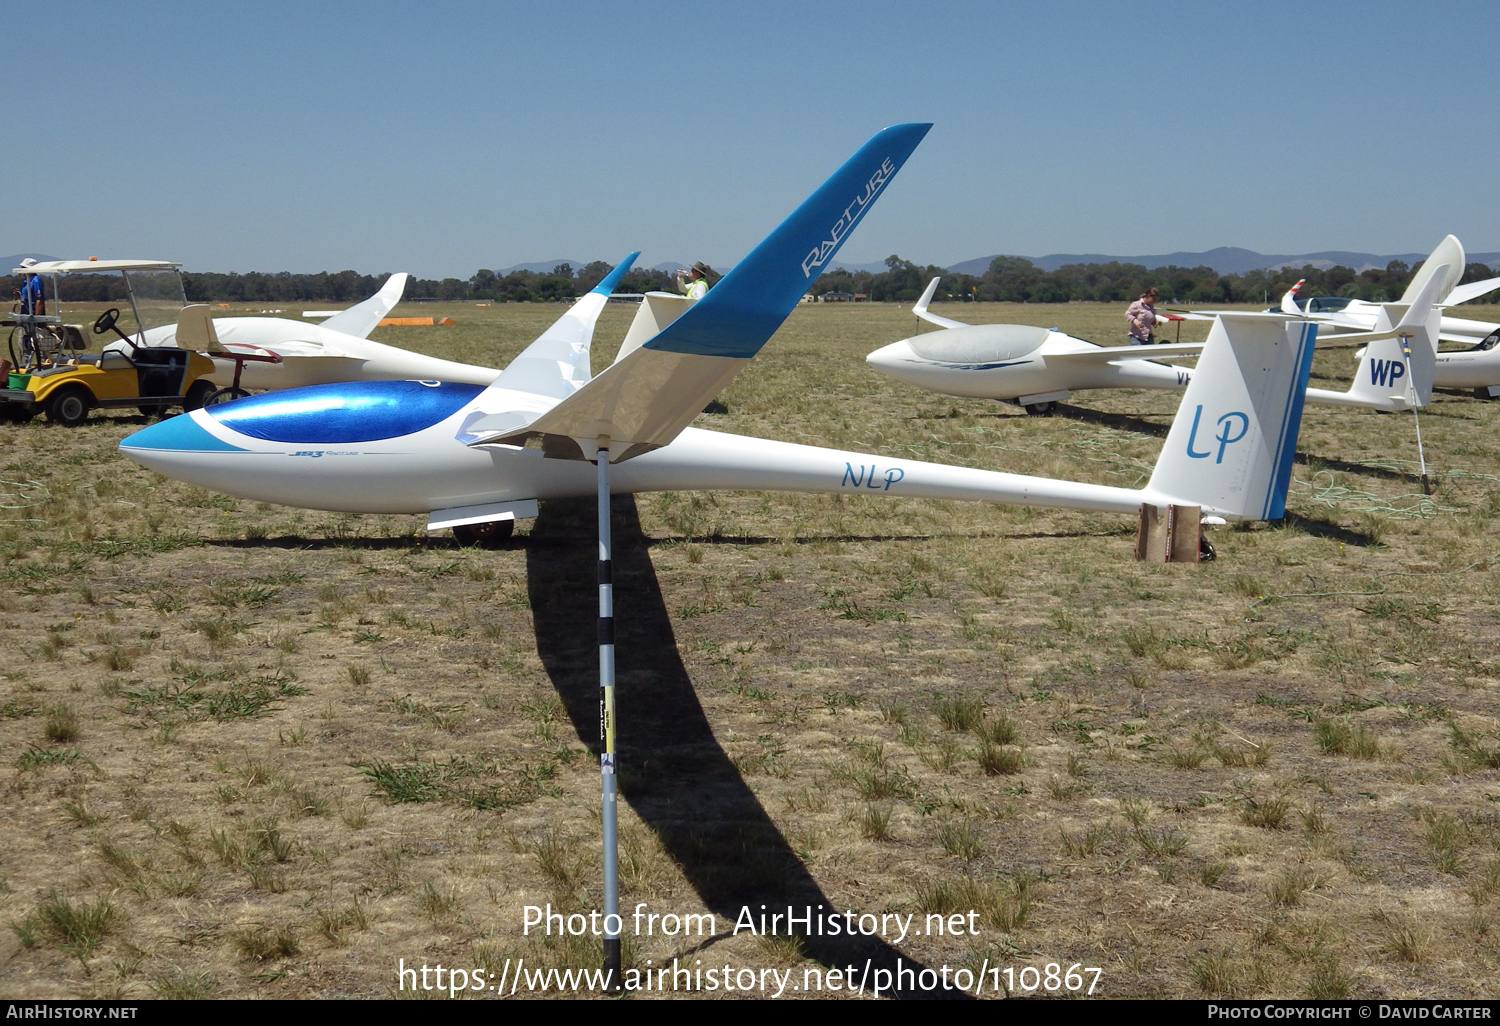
[{"xmin": 676, "ymin": 261, "xmax": 714, "ymax": 300}]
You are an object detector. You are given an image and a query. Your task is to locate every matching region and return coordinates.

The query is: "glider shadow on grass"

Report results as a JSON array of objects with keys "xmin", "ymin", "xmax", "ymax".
[{"xmin": 526, "ymin": 495, "xmax": 961, "ymax": 1000}]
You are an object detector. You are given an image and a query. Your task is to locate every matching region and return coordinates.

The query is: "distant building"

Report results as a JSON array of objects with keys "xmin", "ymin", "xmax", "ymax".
[{"xmin": 820, "ymin": 291, "xmax": 855, "ymax": 302}]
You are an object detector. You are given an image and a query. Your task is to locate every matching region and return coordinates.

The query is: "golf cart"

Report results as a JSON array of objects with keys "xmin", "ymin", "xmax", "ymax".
[{"xmin": 0, "ymin": 259, "xmax": 278, "ymax": 426}]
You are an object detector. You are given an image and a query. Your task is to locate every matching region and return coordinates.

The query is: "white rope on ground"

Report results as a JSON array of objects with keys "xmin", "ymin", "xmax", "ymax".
[
  {"xmin": 0, "ymin": 479, "xmax": 50, "ymax": 524},
  {"xmin": 1289, "ymin": 470, "xmax": 1461, "ymax": 520}
]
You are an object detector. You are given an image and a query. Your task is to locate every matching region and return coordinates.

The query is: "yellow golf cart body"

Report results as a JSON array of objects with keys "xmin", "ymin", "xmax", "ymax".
[{"xmin": 1, "ymin": 260, "xmax": 218, "ymax": 425}]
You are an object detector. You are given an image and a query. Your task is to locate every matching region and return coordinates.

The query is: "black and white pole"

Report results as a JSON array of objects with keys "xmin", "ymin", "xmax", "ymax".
[
  {"xmin": 1399, "ymin": 336, "xmax": 1431, "ymax": 495},
  {"xmin": 595, "ymin": 439, "xmax": 622, "ymax": 988}
]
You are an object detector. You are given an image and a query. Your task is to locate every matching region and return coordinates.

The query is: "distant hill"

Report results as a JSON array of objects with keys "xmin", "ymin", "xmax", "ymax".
[
  {"xmin": 947, "ymin": 248, "xmax": 1500, "ymax": 277},
  {"xmin": 1, "ymin": 253, "xmax": 60, "ymax": 271}
]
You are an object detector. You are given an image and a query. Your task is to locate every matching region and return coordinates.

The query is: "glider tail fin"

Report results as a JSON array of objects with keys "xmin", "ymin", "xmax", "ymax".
[
  {"xmin": 321, "ymin": 273, "xmax": 410, "ymax": 338},
  {"xmin": 1146, "ymin": 314, "xmax": 1318, "ymax": 521},
  {"xmin": 1344, "ymin": 265, "xmax": 1446, "ymax": 408}
]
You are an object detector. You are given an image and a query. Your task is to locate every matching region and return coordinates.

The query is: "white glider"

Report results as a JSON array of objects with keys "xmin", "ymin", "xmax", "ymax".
[
  {"xmin": 868, "ymin": 268, "xmax": 1445, "ymax": 415},
  {"xmin": 869, "ymin": 277, "xmax": 1205, "ymax": 415},
  {"xmin": 1265, "ymin": 236, "xmax": 1498, "ymax": 345},
  {"xmin": 1260, "ymin": 239, "xmax": 1500, "ymax": 400},
  {"xmin": 120, "ymin": 124, "xmax": 1350, "ymax": 545},
  {"xmin": 87, "ymin": 264, "xmax": 646, "ymax": 397}
]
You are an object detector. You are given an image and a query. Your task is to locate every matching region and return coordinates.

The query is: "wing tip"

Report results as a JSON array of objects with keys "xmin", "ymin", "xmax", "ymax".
[{"xmin": 590, "ymin": 251, "xmax": 642, "ymax": 296}]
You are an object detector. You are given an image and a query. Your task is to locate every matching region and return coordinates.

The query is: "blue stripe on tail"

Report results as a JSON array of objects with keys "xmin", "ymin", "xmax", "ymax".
[
  {"xmin": 643, "ymin": 123, "xmax": 932, "ymax": 359},
  {"xmin": 1263, "ymin": 322, "xmax": 1318, "ymax": 520},
  {"xmin": 589, "ymin": 252, "xmax": 642, "ymax": 296}
]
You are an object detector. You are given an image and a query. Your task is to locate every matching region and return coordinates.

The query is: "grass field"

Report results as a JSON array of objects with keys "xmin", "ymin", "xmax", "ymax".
[{"xmin": 3, "ymin": 298, "xmax": 1500, "ymax": 999}]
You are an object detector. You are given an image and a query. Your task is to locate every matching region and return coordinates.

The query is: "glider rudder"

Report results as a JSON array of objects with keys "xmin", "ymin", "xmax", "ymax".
[{"xmin": 1146, "ymin": 315, "xmax": 1318, "ymax": 521}]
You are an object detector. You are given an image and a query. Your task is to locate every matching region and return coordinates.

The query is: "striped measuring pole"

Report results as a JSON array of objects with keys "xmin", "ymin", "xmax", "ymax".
[{"xmin": 595, "ymin": 440, "xmax": 621, "ymax": 989}]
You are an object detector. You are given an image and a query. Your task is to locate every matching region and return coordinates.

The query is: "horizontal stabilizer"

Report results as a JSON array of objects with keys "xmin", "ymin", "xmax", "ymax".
[{"xmin": 322, "ymin": 273, "xmax": 410, "ymax": 339}]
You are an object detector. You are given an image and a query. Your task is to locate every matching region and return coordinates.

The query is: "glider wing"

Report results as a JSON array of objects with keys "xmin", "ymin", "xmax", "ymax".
[{"xmin": 476, "ymin": 123, "xmax": 933, "ymax": 460}]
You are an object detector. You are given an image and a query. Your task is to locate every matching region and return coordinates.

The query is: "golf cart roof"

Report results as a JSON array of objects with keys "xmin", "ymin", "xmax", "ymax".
[{"xmin": 13, "ymin": 259, "xmax": 181, "ymax": 275}]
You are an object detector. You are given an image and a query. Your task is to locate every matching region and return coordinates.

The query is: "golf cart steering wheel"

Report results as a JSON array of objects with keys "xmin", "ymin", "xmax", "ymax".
[
  {"xmin": 92, "ymin": 309, "xmax": 120, "ymax": 335},
  {"xmin": 92, "ymin": 308, "xmax": 139, "ymax": 350}
]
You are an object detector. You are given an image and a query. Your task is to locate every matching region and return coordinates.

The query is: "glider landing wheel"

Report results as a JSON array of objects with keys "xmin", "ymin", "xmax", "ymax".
[
  {"xmin": 1200, "ymin": 535, "xmax": 1216, "ymax": 562},
  {"xmin": 1024, "ymin": 401, "xmax": 1056, "ymax": 416},
  {"xmin": 1474, "ymin": 388, "xmax": 1497, "ymax": 401},
  {"xmin": 452, "ymin": 520, "xmax": 514, "ymax": 548},
  {"xmin": 205, "ymin": 387, "xmax": 250, "ymax": 407}
]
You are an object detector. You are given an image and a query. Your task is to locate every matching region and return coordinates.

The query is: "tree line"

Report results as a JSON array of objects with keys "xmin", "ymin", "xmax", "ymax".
[
  {"xmin": 21, "ymin": 255, "xmax": 1496, "ymax": 306},
  {"xmin": 812, "ymin": 255, "xmax": 1498, "ymax": 305},
  {"xmin": 30, "ymin": 263, "xmax": 683, "ymax": 305}
]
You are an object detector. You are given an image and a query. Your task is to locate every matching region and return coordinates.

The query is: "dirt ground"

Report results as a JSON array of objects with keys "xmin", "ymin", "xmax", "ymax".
[{"xmin": 3, "ymin": 299, "xmax": 1500, "ymax": 1000}]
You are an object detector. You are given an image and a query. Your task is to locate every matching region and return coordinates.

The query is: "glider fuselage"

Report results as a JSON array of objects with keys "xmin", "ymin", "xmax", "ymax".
[
  {"xmin": 866, "ymin": 327, "xmax": 1192, "ymax": 402},
  {"xmin": 118, "ymin": 380, "xmax": 1154, "ymax": 518}
]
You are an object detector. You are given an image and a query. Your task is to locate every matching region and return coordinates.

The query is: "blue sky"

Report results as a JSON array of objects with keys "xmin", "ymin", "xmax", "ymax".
[{"xmin": 9, "ymin": 1, "xmax": 1497, "ymax": 277}]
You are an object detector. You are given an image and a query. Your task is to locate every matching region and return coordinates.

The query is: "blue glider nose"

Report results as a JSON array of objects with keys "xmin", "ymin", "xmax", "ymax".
[{"xmin": 120, "ymin": 412, "xmax": 248, "ymax": 453}]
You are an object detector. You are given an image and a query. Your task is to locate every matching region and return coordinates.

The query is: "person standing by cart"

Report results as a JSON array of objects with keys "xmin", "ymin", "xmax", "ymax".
[{"xmin": 14, "ymin": 259, "xmax": 47, "ymax": 367}]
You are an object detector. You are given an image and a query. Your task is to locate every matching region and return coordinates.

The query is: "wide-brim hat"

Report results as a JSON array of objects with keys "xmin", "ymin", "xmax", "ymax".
[
  {"xmin": 690, "ymin": 261, "xmax": 713, "ymax": 277},
  {"xmin": 18, "ymin": 258, "xmax": 36, "ymax": 269}
]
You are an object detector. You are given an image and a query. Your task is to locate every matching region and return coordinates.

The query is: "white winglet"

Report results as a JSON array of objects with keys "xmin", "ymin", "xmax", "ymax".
[
  {"xmin": 1280, "ymin": 280, "xmax": 1305, "ymax": 316},
  {"xmin": 913, "ymin": 277, "xmax": 970, "ymax": 329},
  {"xmin": 321, "ymin": 273, "xmax": 410, "ymax": 339}
]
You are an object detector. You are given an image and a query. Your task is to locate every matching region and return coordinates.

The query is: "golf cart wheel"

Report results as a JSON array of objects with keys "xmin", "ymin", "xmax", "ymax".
[
  {"xmin": 45, "ymin": 387, "xmax": 92, "ymax": 427},
  {"xmin": 1024, "ymin": 401, "xmax": 1056, "ymax": 416},
  {"xmin": 452, "ymin": 520, "xmax": 514, "ymax": 548},
  {"xmin": 205, "ymin": 387, "xmax": 251, "ymax": 407},
  {"xmin": 183, "ymin": 379, "xmax": 218, "ymax": 412}
]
